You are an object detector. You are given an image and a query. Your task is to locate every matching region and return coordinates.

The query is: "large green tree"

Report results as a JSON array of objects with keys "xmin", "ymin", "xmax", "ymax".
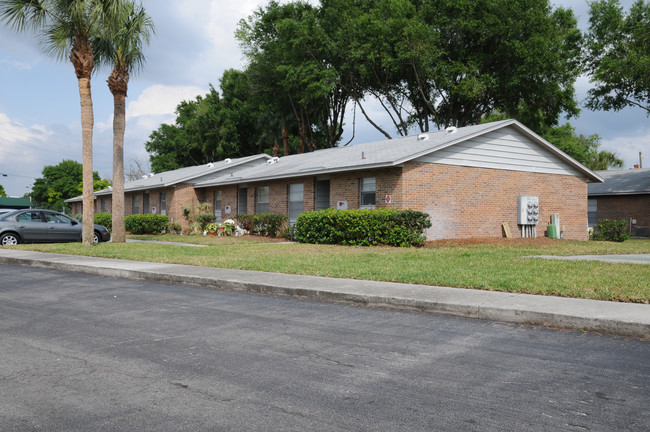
[
  {"xmin": 542, "ymin": 124, "xmax": 624, "ymax": 170},
  {"xmin": 237, "ymin": 0, "xmax": 349, "ymax": 151},
  {"xmin": 31, "ymin": 159, "xmax": 108, "ymax": 211},
  {"xmin": 146, "ymin": 70, "xmax": 286, "ymax": 173},
  {"xmin": 0, "ymin": 0, "xmax": 116, "ymax": 245},
  {"xmin": 585, "ymin": 0, "xmax": 650, "ymax": 115},
  {"xmin": 95, "ymin": 0, "xmax": 153, "ymax": 243},
  {"xmin": 0, "ymin": 184, "xmax": 6, "ymax": 197},
  {"xmin": 325, "ymin": 0, "xmax": 582, "ymax": 136}
]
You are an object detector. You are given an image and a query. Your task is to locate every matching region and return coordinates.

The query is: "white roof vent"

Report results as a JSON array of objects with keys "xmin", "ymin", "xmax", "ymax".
[
  {"xmin": 207, "ymin": 162, "xmax": 214, "ymax": 168},
  {"xmin": 108, "ymin": 186, "xmax": 112, "ymax": 190},
  {"xmin": 446, "ymin": 126, "xmax": 457, "ymax": 135},
  {"xmin": 149, "ymin": 173, "xmax": 154, "ymax": 177},
  {"xmin": 224, "ymin": 158, "xmax": 232, "ymax": 164},
  {"xmin": 266, "ymin": 157, "xmax": 280, "ymax": 165},
  {"xmin": 141, "ymin": 175, "xmax": 148, "ymax": 179},
  {"xmin": 417, "ymin": 133, "xmax": 429, "ymax": 141}
]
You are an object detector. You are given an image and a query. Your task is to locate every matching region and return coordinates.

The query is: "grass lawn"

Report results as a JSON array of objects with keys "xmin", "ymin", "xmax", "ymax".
[{"xmin": 11, "ymin": 235, "xmax": 650, "ymax": 304}]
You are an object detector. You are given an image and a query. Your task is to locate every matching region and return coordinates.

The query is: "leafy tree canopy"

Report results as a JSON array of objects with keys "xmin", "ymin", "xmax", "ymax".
[
  {"xmin": 585, "ymin": 0, "xmax": 650, "ymax": 114},
  {"xmin": 147, "ymin": 0, "xmax": 587, "ymax": 169},
  {"xmin": 0, "ymin": 184, "xmax": 6, "ymax": 197},
  {"xmin": 31, "ymin": 160, "xmax": 109, "ymax": 211},
  {"xmin": 542, "ymin": 123, "xmax": 624, "ymax": 170}
]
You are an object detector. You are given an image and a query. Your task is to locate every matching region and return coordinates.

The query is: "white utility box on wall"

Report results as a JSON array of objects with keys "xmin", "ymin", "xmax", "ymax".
[{"xmin": 517, "ymin": 196, "xmax": 539, "ymax": 225}]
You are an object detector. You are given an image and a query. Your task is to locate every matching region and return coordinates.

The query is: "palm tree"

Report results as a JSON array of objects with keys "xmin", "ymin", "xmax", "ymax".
[
  {"xmin": 0, "ymin": 0, "xmax": 116, "ymax": 245},
  {"xmin": 95, "ymin": 0, "xmax": 153, "ymax": 242}
]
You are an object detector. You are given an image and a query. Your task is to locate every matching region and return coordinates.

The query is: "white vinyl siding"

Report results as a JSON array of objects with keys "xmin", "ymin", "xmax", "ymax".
[
  {"xmin": 256, "ymin": 186, "xmax": 269, "ymax": 214},
  {"xmin": 213, "ymin": 191, "xmax": 221, "ymax": 223},
  {"xmin": 360, "ymin": 177, "xmax": 376, "ymax": 209},
  {"xmin": 415, "ymin": 128, "xmax": 582, "ymax": 176},
  {"xmin": 288, "ymin": 183, "xmax": 304, "ymax": 224}
]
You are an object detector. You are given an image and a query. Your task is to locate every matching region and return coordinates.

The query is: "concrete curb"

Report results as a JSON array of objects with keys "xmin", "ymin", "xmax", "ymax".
[{"xmin": 1, "ymin": 249, "xmax": 648, "ymax": 339}]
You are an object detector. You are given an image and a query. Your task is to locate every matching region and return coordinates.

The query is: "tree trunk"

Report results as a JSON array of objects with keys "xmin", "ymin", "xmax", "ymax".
[
  {"xmin": 109, "ymin": 66, "xmax": 129, "ymax": 243},
  {"xmin": 282, "ymin": 123, "xmax": 289, "ymax": 156},
  {"xmin": 78, "ymin": 76, "xmax": 95, "ymax": 246},
  {"xmin": 111, "ymin": 91, "xmax": 126, "ymax": 242}
]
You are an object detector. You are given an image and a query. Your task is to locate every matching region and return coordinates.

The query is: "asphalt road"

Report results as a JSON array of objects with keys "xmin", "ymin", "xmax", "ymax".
[{"xmin": 1, "ymin": 264, "xmax": 648, "ymax": 431}]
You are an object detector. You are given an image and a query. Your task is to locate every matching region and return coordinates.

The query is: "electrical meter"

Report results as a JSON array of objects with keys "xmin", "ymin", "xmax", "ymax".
[{"xmin": 517, "ymin": 196, "xmax": 539, "ymax": 225}]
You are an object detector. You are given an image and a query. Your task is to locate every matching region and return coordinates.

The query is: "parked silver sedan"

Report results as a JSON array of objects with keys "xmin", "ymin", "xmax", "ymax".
[{"xmin": 0, "ymin": 209, "xmax": 111, "ymax": 245}]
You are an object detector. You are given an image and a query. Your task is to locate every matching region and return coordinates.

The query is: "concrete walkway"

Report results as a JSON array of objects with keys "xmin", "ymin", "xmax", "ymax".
[
  {"xmin": 533, "ymin": 254, "xmax": 650, "ymax": 265},
  {"xmin": 0, "ymin": 248, "xmax": 648, "ymax": 339}
]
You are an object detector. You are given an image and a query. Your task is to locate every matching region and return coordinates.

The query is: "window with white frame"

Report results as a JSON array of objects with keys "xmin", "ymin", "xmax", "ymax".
[
  {"xmin": 213, "ymin": 190, "xmax": 221, "ymax": 223},
  {"xmin": 133, "ymin": 195, "xmax": 140, "ymax": 214},
  {"xmin": 257, "ymin": 186, "xmax": 269, "ymax": 214},
  {"xmin": 160, "ymin": 192, "xmax": 167, "ymax": 216},
  {"xmin": 360, "ymin": 177, "xmax": 376, "ymax": 209},
  {"xmin": 288, "ymin": 183, "xmax": 304, "ymax": 224}
]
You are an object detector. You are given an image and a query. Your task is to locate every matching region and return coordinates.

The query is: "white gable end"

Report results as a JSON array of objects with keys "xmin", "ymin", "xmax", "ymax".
[{"xmin": 415, "ymin": 126, "xmax": 582, "ymax": 176}]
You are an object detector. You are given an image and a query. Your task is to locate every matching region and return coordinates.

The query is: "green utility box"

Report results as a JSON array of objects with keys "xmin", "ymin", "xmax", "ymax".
[{"xmin": 547, "ymin": 224, "xmax": 560, "ymax": 239}]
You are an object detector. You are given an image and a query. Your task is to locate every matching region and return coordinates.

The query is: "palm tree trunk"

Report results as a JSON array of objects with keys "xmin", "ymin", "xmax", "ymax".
[
  {"xmin": 109, "ymin": 66, "xmax": 129, "ymax": 242},
  {"xmin": 78, "ymin": 76, "xmax": 95, "ymax": 246},
  {"xmin": 111, "ymin": 91, "xmax": 126, "ymax": 242}
]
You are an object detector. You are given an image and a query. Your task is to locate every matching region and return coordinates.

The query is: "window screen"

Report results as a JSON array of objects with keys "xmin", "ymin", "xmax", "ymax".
[
  {"xmin": 257, "ymin": 186, "xmax": 269, "ymax": 214},
  {"xmin": 288, "ymin": 183, "xmax": 304, "ymax": 223},
  {"xmin": 213, "ymin": 190, "xmax": 221, "ymax": 223},
  {"xmin": 360, "ymin": 177, "xmax": 376, "ymax": 209}
]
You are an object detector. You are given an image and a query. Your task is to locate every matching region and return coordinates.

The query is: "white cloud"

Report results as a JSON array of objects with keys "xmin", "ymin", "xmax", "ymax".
[
  {"xmin": 0, "ymin": 112, "xmax": 49, "ymax": 144},
  {"xmin": 126, "ymin": 84, "xmax": 205, "ymax": 119},
  {"xmin": 601, "ymin": 132, "xmax": 650, "ymax": 169}
]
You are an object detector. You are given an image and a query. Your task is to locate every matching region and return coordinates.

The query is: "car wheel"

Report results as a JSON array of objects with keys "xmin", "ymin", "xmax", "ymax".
[
  {"xmin": 1, "ymin": 232, "xmax": 20, "ymax": 246},
  {"xmin": 93, "ymin": 231, "xmax": 100, "ymax": 243}
]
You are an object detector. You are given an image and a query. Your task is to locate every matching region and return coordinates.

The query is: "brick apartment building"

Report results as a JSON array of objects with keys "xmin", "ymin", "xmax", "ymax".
[
  {"xmin": 588, "ymin": 168, "xmax": 650, "ymax": 237},
  {"xmin": 67, "ymin": 119, "xmax": 603, "ymax": 240}
]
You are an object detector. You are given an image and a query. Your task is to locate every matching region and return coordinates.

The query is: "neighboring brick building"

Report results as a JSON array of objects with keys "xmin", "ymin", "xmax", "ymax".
[
  {"xmin": 588, "ymin": 168, "xmax": 650, "ymax": 237},
  {"xmin": 67, "ymin": 120, "xmax": 603, "ymax": 240}
]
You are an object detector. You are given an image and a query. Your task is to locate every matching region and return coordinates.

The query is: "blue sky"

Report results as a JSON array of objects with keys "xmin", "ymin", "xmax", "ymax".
[{"xmin": 0, "ymin": 0, "xmax": 648, "ymax": 197}]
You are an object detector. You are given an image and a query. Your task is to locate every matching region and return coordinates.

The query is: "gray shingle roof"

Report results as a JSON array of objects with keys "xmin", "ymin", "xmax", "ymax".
[
  {"xmin": 589, "ymin": 168, "xmax": 650, "ymax": 196},
  {"xmin": 195, "ymin": 120, "xmax": 601, "ymax": 187},
  {"xmin": 65, "ymin": 154, "xmax": 270, "ymax": 202}
]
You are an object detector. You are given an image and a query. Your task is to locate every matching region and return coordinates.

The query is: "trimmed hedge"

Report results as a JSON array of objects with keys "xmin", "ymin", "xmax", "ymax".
[
  {"xmin": 125, "ymin": 214, "xmax": 169, "ymax": 235},
  {"xmin": 236, "ymin": 213, "xmax": 288, "ymax": 237},
  {"xmin": 294, "ymin": 208, "xmax": 431, "ymax": 247},
  {"xmin": 94, "ymin": 212, "xmax": 112, "ymax": 231}
]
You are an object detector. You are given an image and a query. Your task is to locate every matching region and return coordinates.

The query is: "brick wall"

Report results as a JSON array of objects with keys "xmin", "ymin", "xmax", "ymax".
[
  {"xmin": 401, "ymin": 162, "xmax": 589, "ymax": 240},
  {"xmin": 329, "ymin": 168, "xmax": 402, "ymax": 209},
  {"xmin": 594, "ymin": 194, "xmax": 650, "ymax": 236}
]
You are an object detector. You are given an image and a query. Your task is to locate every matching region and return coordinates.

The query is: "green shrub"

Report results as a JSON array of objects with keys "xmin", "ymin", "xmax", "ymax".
[
  {"xmin": 183, "ymin": 202, "xmax": 214, "ymax": 231},
  {"xmin": 167, "ymin": 221, "xmax": 182, "ymax": 234},
  {"xmin": 236, "ymin": 213, "xmax": 288, "ymax": 237},
  {"xmin": 591, "ymin": 219, "xmax": 630, "ymax": 242},
  {"xmin": 94, "ymin": 212, "xmax": 112, "ymax": 231},
  {"xmin": 125, "ymin": 214, "xmax": 169, "ymax": 235},
  {"xmin": 295, "ymin": 208, "xmax": 431, "ymax": 247}
]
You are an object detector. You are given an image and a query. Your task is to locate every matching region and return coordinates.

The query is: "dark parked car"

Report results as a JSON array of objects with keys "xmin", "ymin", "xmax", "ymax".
[{"xmin": 0, "ymin": 209, "xmax": 110, "ymax": 245}]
